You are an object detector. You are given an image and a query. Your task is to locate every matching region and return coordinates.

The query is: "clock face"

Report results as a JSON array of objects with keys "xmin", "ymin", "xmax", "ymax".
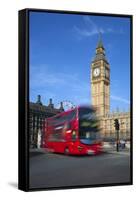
[{"xmin": 93, "ymin": 68, "xmax": 100, "ymax": 77}]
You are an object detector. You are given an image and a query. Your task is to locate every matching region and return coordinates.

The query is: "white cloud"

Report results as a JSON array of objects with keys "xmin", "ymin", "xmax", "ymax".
[
  {"xmin": 111, "ymin": 95, "xmax": 130, "ymax": 104},
  {"xmin": 73, "ymin": 25, "xmax": 98, "ymax": 37},
  {"xmin": 30, "ymin": 65, "xmax": 79, "ymax": 88},
  {"xmin": 74, "ymin": 16, "xmax": 124, "ymax": 39},
  {"xmin": 30, "ymin": 64, "xmax": 90, "ymax": 106},
  {"xmin": 73, "ymin": 17, "xmax": 99, "ymax": 38}
]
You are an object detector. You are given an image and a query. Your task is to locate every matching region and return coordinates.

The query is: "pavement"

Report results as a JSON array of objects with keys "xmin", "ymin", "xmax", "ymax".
[
  {"xmin": 105, "ymin": 150, "xmax": 130, "ymax": 155},
  {"xmin": 29, "ymin": 148, "xmax": 47, "ymax": 157},
  {"xmin": 102, "ymin": 146, "xmax": 130, "ymax": 155}
]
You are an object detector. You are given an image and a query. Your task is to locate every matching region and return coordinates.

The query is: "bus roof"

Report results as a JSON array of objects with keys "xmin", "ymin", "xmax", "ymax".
[
  {"xmin": 46, "ymin": 107, "xmax": 77, "ymax": 121},
  {"xmin": 46, "ymin": 105, "xmax": 95, "ymax": 121}
]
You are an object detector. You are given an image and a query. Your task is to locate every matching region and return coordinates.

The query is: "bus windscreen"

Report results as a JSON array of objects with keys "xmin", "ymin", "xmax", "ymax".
[{"xmin": 79, "ymin": 107, "xmax": 100, "ymax": 144}]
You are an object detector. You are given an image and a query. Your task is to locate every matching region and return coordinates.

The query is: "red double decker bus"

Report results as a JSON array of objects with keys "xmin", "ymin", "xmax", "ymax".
[{"xmin": 43, "ymin": 106, "xmax": 103, "ymax": 155}]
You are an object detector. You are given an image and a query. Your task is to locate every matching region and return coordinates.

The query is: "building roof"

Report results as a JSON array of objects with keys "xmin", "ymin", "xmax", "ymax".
[
  {"xmin": 92, "ymin": 34, "xmax": 109, "ymax": 63},
  {"xmin": 96, "ymin": 32, "xmax": 105, "ymax": 49},
  {"xmin": 29, "ymin": 95, "xmax": 64, "ymax": 115},
  {"xmin": 93, "ymin": 53, "xmax": 108, "ymax": 63},
  {"xmin": 29, "ymin": 102, "xmax": 62, "ymax": 115},
  {"xmin": 29, "ymin": 95, "xmax": 64, "ymax": 114},
  {"xmin": 96, "ymin": 38, "xmax": 104, "ymax": 49}
]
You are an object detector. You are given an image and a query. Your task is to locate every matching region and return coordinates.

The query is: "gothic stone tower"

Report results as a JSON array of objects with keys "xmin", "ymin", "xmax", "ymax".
[{"xmin": 91, "ymin": 36, "xmax": 110, "ymax": 117}]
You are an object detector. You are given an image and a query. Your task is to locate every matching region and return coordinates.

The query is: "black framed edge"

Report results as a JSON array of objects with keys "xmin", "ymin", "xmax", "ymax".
[
  {"xmin": 18, "ymin": 9, "xmax": 29, "ymax": 191},
  {"xmin": 18, "ymin": 8, "xmax": 133, "ymax": 192}
]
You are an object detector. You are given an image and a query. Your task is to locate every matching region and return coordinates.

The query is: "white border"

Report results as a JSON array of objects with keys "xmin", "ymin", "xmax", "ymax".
[{"xmin": 0, "ymin": 0, "xmax": 135, "ymax": 199}]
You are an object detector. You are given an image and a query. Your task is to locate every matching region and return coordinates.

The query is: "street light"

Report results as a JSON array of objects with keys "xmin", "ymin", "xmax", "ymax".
[{"xmin": 114, "ymin": 119, "xmax": 120, "ymax": 152}]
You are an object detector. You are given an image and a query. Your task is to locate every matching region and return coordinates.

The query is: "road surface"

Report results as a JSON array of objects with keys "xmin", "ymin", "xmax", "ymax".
[{"xmin": 29, "ymin": 151, "xmax": 131, "ymax": 189}]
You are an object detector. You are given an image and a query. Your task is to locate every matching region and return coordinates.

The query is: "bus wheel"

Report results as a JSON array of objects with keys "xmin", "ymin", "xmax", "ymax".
[{"xmin": 64, "ymin": 147, "xmax": 70, "ymax": 155}]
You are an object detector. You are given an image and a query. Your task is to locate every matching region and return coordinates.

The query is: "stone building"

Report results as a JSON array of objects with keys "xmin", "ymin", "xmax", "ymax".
[
  {"xmin": 91, "ymin": 36, "xmax": 130, "ymax": 141},
  {"xmin": 29, "ymin": 95, "xmax": 64, "ymax": 147},
  {"xmin": 100, "ymin": 111, "xmax": 130, "ymax": 141}
]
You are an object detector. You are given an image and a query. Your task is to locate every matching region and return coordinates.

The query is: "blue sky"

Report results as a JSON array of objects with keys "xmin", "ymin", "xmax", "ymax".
[{"xmin": 29, "ymin": 11, "xmax": 131, "ymax": 112}]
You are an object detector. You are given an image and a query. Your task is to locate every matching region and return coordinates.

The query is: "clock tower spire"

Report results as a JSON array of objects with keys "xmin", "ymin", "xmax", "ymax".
[{"xmin": 91, "ymin": 35, "xmax": 110, "ymax": 117}]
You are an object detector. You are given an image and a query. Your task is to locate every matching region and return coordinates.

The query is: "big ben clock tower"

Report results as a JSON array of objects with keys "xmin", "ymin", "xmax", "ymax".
[{"xmin": 91, "ymin": 35, "xmax": 110, "ymax": 117}]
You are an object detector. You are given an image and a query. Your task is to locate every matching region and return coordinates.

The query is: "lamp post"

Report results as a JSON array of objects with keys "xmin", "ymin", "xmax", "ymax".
[{"xmin": 114, "ymin": 119, "xmax": 120, "ymax": 152}]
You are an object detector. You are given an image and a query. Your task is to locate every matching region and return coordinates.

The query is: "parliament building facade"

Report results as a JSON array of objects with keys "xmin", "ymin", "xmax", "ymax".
[
  {"xmin": 29, "ymin": 95, "xmax": 64, "ymax": 147},
  {"xmin": 91, "ymin": 36, "xmax": 130, "ymax": 141}
]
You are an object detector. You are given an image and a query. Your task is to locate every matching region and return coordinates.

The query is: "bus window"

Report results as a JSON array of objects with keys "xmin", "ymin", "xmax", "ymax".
[
  {"xmin": 49, "ymin": 109, "xmax": 76, "ymax": 126},
  {"xmin": 78, "ymin": 107, "xmax": 100, "ymax": 144},
  {"xmin": 67, "ymin": 110, "xmax": 76, "ymax": 121},
  {"xmin": 71, "ymin": 130, "xmax": 77, "ymax": 141}
]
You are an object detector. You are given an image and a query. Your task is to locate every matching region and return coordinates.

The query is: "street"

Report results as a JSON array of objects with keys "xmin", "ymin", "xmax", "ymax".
[{"xmin": 29, "ymin": 150, "xmax": 131, "ymax": 189}]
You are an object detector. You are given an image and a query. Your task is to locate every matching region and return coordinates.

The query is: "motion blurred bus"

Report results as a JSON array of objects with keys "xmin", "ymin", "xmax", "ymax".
[{"xmin": 42, "ymin": 106, "xmax": 103, "ymax": 155}]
